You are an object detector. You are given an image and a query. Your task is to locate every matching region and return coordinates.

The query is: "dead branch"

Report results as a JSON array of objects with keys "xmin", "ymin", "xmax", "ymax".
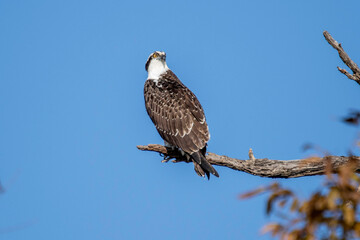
[
  {"xmin": 323, "ymin": 31, "xmax": 360, "ymax": 85},
  {"xmin": 137, "ymin": 144, "xmax": 360, "ymax": 178}
]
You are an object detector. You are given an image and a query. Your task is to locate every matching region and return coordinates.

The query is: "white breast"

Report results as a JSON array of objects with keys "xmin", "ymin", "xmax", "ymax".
[{"xmin": 147, "ymin": 59, "xmax": 169, "ymax": 80}]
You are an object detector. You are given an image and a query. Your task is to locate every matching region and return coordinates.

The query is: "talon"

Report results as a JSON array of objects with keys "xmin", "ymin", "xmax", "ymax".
[
  {"xmin": 172, "ymin": 159, "xmax": 183, "ymax": 163},
  {"xmin": 161, "ymin": 155, "xmax": 174, "ymax": 163}
]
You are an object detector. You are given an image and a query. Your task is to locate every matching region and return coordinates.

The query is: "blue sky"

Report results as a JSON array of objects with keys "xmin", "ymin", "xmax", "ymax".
[{"xmin": 1, "ymin": 0, "xmax": 360, "ymax": 239}]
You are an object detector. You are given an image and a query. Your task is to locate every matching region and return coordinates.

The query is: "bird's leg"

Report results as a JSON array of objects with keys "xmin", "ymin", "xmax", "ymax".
[
  {"xmin": 161, "ymin": 152, "xmax": 175, "ymax": 163},
  {"xmin": 161, "ymin": 143, "xmax": 189, "ymax": 163},
  {"xmin": 160, "ymin": 144, "xmax": 178, "ymax": 163},
  {"xmin": 171, "ymin": 152, "xmax": 192, "ymax": 163},
  {"xmin": 161, "ymin": 141, "xmax": 178, "ymax": 163}
]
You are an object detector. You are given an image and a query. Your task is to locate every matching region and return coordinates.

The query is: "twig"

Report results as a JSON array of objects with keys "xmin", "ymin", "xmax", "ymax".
[
  {"xmin": 323, "ymin": 31, "xmax": 360, "ymax": 85},
  {"xmin": 137, "ymin": 144, "xmax": 360, "ymax": 178}
]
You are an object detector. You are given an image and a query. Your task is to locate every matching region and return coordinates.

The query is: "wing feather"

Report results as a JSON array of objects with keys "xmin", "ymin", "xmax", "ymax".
[{"xmin": 144, "ymin": 70, "xmax": 209, "ymax": 154}]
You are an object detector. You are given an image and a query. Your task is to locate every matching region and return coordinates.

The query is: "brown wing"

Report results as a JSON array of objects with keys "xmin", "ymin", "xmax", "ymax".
[{"xmin": 144, "ymin": 71, "xmax": 210, "ymax": 154}]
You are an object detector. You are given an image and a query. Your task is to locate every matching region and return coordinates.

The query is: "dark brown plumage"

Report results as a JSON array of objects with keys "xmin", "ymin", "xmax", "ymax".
[{"xmin": 144, "ymin": 51, "xmax": 219, "ymax": 179}]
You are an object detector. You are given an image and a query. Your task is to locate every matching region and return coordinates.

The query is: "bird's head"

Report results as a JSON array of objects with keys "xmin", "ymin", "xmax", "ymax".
[
  {"xmin": 145, "ymin": 51, "xmax": 166, "ymax": 71},
  {"xmin": 145, "ymin": 51, "xmax": 169, "ymax": 80}
]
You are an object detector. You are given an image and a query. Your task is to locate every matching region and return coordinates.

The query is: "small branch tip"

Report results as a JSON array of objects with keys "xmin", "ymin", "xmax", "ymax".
[{"xmin": 249, "ymin": 148, "xmax": 256, "ymax": 161}]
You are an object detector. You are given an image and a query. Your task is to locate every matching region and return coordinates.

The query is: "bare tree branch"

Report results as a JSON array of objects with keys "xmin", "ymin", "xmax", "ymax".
[
  {"xmin": 323, "ymin": 31, "xmax": 360, "ymax": 85},
  {"xmin": 137, "ymin": 144, "xmax": 360, "ymax": 178}
]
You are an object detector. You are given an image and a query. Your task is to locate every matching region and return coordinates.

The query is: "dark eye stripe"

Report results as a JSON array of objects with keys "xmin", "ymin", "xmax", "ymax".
[{"xmin": 145, "ymin": 51, "xmax": 163, "ymax": 71}]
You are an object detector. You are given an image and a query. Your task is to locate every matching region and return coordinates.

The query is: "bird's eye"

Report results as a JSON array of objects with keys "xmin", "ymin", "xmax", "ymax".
[{"xmin": 152, "ymin": 52, "xmax": 158, "ymax": 58}]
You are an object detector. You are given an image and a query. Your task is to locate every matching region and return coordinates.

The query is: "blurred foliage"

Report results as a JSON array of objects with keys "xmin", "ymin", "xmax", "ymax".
[
  {"xmin": 241, "ymin": 157, "xmax": 360, "ymax": 240},
  {"xmin": 0, "ymin": 181, "xmax": 4, "ymax": 194},
  {"xmin": 241, "ymin": 109, "xmax": 360, "ymax": 239},
  {"xmin": 342, "ymin": 110, "xmax": 360, "ymax": 126}
]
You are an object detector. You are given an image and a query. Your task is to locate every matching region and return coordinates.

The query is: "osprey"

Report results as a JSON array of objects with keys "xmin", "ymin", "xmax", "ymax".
[{"xmin": 144, "ymin": 51, "xmax": 219, "ymax": 179}]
